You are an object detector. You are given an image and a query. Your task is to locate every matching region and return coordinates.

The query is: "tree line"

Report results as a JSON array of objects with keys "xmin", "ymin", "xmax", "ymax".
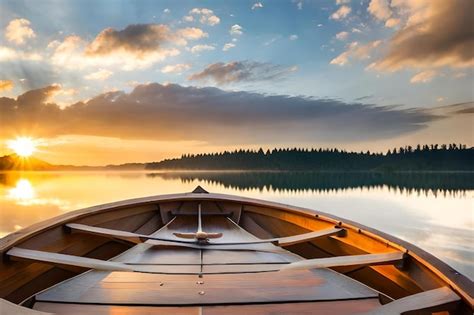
[{"xmin": 145, "ymin": 144, "xmax": 473, "ymax": 171}]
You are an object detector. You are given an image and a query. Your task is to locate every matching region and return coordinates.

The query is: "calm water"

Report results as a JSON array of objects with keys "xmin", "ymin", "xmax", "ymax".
[{"xmin": 0, "ymin": 171, "xmax": 472, "ymax": 279}]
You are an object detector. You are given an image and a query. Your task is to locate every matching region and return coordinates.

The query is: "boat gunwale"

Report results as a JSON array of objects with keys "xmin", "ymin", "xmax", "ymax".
[{"xmin": 1, "ymin": 191, "xmax": 472, "ymax": 306}]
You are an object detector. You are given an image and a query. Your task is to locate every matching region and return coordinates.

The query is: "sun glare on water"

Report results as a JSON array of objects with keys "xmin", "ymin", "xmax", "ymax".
[{"xmin": 7, "ymin": 137, "xmax": 37, "ymax": 157}]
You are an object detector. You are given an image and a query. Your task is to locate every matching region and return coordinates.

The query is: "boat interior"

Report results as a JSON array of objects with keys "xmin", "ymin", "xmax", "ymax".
[{"xmin": 0, "ymin": 187, "xmax": 472, "ymax": 314}]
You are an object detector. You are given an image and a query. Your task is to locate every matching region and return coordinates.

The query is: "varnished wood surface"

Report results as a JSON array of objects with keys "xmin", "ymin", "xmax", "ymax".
[
  {"xmin": 36, "ymin": 269, "xmax": 378, "ymax": 305},
  {"xmin": 68, "ymin": 222, "xmax": 343, "ymax": 246},
  {"xmin": 361, "ymin": 286, "xmax": 460, "ymax": 315},
  {"xmin": 7, "ymin": 247, "xmax": 134, "ymax": 272},
  {"xmin": 33, "ymin": 213, "xmax": 381, "ymax": 306},
  {"xmin": 204, "ymin": 299, "xmax": 382, "ymax": 315},
  {"xmin": 33, "ymin": 299, "xmax": 383, "ymax": 314},
  {"xmin": 281, "ymin": 252, "xmax": 404, "ymax": 271}
]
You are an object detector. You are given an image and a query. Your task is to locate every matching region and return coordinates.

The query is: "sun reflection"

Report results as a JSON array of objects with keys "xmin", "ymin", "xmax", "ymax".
[{"xmin": 7, "ymin": 179, "xmax": 36, "ymax": 200}]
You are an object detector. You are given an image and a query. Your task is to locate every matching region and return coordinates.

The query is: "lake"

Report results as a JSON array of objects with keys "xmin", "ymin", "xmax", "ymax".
[{"xmin": 1, "ymin": 171, "xmax": 472, "ymax": 279}]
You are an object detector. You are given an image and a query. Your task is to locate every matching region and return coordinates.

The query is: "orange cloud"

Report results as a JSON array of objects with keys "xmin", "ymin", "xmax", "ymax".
[
  {"xmin": 5, "ymin": 18, "xmax": 36, "ymax": 45},
  {"xmin": 410, "ymin": 70, "xmax": 438, "ymax": 84},
  {"xmin": 330, "ymin": 41, "xmax": 381, "ymax": 66},
  {"xmin": 370, "ymin": 0, "xmax": 473, "ymax": 71},
  {"xmin": 0, "ymin": 80, "xmax": 14, "ymax": 91},
  {"xmin": 330, "ymin": 5, "xmax": 351, "ymax": 20}
]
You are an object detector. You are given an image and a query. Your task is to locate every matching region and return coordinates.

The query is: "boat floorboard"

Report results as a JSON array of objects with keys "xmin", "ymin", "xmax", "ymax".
[
  {"xmin": 33, "ymin": 214, "xmax": 381, "ymax": 307},
  {"xmin": 34, "ymin": 299, "xmax": 382, "ymax": 314},
  {"xmin": 35, "ymin": 269, "xmax": 378, "ymax": 305}
]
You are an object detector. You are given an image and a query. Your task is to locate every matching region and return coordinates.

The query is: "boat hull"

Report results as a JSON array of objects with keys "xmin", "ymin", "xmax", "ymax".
[{"xmin": 0, "ymin": 190, "xmax": 472, "ymax": 313}]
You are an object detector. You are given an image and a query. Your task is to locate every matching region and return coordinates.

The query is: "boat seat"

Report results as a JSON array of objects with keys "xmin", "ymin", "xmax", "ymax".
[
  {"xmin": 66, "ymin": 223, "xmax": 343, "ymax": 246},
  {"xmin": 359, "ymin": 286, "xmax": 461, "ymax": 314},
  {"xmin": 280, "ymin": 252, "xmax": 405, "ymax": 271},
  {"xmin": 7, "ymin": 247, "xmax": 405, "ymax": 274}
]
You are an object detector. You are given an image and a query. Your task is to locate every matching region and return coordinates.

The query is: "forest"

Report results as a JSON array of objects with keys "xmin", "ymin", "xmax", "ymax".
[{"xmin": 146, "ymin": 144, "xmax": 473, "ymax": 171}]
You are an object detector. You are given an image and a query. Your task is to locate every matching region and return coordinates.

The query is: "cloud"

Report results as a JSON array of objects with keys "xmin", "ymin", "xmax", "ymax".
[
  {"xmin": 385, "ymin": 18, "xmax": 400, "ymax": 28},
  {"xmin": 5, "ymin": 18, "xmax": 36, "ymax": 45},
  {"xmin": 289, "ymin": 34, "xmax": 298, "ymax": 41},
  {"xmin": 176, "ymin": 28, "xmax": 208, "ymax": 40},
  {"xmin": 330, "ymin": 6, "xmax": 351, "ymax": 20},
  {"xmin": 367, "ymin": 0, "xmax": 392, "ymax": 21},
  {"xmin": 188, "ymin": 61, "xmax": 297, "ymax": 85},
  {"xmin": 222, "ymin": 43, "xmax": 236, "ymax": 51},
  {"xmin": 84, "ymin": 69, "xmax": 113, "ymax": 81},
  {"xmin": 0, "ymin": 46, "xmax": 42, "ymax": 61},
  {"xmin": 0, "ymin": 80, "xmax": 14, "ymax": 91},
  {"xmin": 49, "ymin": 24, "xmax": 206, "ymax": 70},
  {"xmin": 335, "ymin": 31, "xmax": 349, "ymax": 41},
  {"xmin": 369, "ymin": 0, "xmax": 474, "ymax": 71},
  {"xmin": 85, "ymin": 24, "xmax": 178, "ymax": 55},
  {"xmin": 190, "ymin": 44, "xmax": 215, "ymax": 54},
  {"xmin": 188, "ymin": 8, "xmax": 220, "ymax": 26},
  {"xmin": 161, "ymin": 63, "xmax": 191, "ymax": 74},
  {"xmin": 252, "ymin": 2, "xmax": 263, "ymax": 10},
  {"xmin": 0, "ymin": 83, "xmax": 441, "ymax": 144},
  {"xmin": 410, "ymin": 70, "xmax": 437, "ymax": 84},
  {"xmin": 230, "ymin": 24, "xmax": 243, "ymax": 36},
  {"xmin": 336, "ymin": 0, "xmax": 350, "ymax": 4},
  {"xmin": 330, "ymin": 40, "xmax": 381, "ymax": 66}
]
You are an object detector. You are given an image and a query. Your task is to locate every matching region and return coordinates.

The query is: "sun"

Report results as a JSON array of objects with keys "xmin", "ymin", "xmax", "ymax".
[{"xmin": 7, "ymin": 137, "xmax": 38, "ymax": 157}]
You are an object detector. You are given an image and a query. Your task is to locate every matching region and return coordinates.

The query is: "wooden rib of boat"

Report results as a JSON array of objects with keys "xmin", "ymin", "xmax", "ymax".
[{"xmin": 0, "ymin": 186, "xmax": 472, "ymax": 314}]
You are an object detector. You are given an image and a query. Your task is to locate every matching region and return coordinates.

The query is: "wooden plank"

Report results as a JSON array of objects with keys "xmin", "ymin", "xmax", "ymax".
[
  {"xmin": 202, "ymin": 263, "xmax": 289, "ymax": 274},
  {"xmin": 361, "ymin": 287, "xmax": 460, "ymax": 314},
  {"xmin": 67, "ymin": 223, "xmax": 149, "ymax": 244},
  {"xmin": 7, "ymin": 247, "xmax": 202, "ymax": 274},
  {"xmin": 274, "ymin": 227, "xmax": 343, "ymax": 246},
  {"xmin": 34, "ymin": 303, "xmax": 200, "ymax": 315},
  {"xmin": 204, "ymin": 299, "xmax": 381, "ymax": 315},
  {"xmin": 281, "ymin": 252, "xmax": 405, "ymax": 271},
  {"xmin": 36, "ymin": 269, "xmax": 379, "ymax": 305},
  {"xmin": 7, "ymin": 247, "xmax": 133, "ymax": 272},
  {"xmin": 67, "ymin": 222, "xmax": 341, "ymax": 247},
  {"xmin": 0, "ymin": 298, "xmax": 52, "ymax": 314}
]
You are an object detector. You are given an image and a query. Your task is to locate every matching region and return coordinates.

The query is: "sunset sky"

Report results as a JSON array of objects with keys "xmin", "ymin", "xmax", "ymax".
[{"xmin": 0, "ymin": 0, "xmax": 472, "ymax": 165}]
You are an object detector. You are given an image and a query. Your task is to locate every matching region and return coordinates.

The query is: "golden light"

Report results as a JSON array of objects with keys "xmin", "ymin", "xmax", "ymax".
[
  {"xmin": 7, "ymin": 179, "xmax": 36, "ymax": 201},
  {"xmin": 7, "ymin": 137, "xmax": 37, "ymax": 157}
]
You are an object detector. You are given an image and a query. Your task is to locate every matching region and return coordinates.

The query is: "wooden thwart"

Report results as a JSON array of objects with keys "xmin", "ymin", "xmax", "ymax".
[
  {"xmin": 7, "ymin": 247, "xmax": 404, "ymax": 274},
  {"xmin": 280, "ymin": 252, "xmax": 405, "ymax": 271},
  {"xmin": 7, "ymin": 247, "xmax": 133, "ymax": 272},
  {"xmin": 360, "ymin": 286, "xmax": 460, "ymax": 314},
  {"xmin": 66, "ymin": 223, "xmax": 342, "ymax": 246}
]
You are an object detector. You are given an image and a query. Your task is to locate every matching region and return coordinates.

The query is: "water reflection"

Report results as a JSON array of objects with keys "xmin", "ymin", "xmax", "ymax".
[
  {"xmin": 7, "ymin": 179, "xmax": 36, "ymax": 201},
  {"xmin": 148, "ymin": 171, "xmax": 474, "ymax": 196}
]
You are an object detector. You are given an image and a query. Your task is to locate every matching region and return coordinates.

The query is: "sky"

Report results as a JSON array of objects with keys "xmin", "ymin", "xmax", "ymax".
[{"xmin": 0, "ymin": 0, "xmax": 473, "ymax": 165}]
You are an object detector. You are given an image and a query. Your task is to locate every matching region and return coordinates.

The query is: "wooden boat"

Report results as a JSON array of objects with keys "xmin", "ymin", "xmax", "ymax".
[{"xmin": 0, "ymin": 186, "xmax": 472, "ymax": 314}]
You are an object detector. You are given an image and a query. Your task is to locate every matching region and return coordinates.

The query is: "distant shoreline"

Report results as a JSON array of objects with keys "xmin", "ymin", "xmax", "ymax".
[
  {"xmin": 1, "ymin": 145, "xmax": 473, "ymax": 172},
  {"xmin": 1, "ymin": 169, "xmax": 474, "ymax": 174}
]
